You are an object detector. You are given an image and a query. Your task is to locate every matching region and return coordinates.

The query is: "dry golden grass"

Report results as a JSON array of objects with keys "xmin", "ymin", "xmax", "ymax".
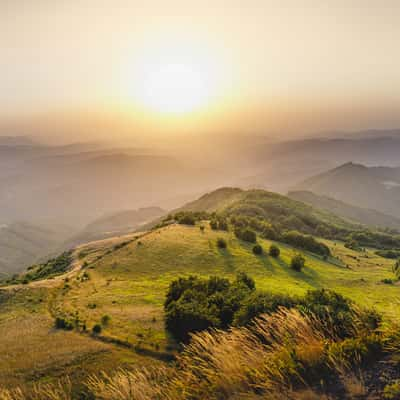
[
  {"xmin": 0, "ymin": 304, "xmax": 389, "ymax": 400},
  {"xmin": 81, "ymin": 308, "xmax": 338, "ymax": 400}
]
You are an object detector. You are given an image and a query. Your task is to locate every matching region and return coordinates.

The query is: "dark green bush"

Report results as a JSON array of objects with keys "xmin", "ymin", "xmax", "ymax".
[
  {"xmin": 55, "ymin": 317, "xmax": 73, "ymax": 330},
  {"xmin": 164, "ymin": 273, "xmax": 255, "ymax": 341},
  {"xmin": 178, "ymin": 214, "xmax": 196, "ymax": 225},
  {"xmin": 291, "ymin": 253, "xmax": 305, "ymax": 271},
  {"xmin": 234, "ymin": 291, "xmax": 296, "ymax": 326},
  {"xmin": 217, "ymin": 238, "xmax": 227, "ymax": 249},
  {"xmin": 393, "ymin": 259, "xmax": 400, "ymax": 279},
  {"xmin": 234, "ymin": 228, "xmax": 257, "ymax": 243},
  {"xmin": 92, "ymin": 324, "xmax": 102, "ymax": 334},
  {"xmin": 252, "ymin": 244, "xmax": 263, "ymax": 255},
  {"xmin": 210, "ymin": 220, "xmax": 218, "ymax": 230},
  {"xmin": 376, "ymin": 250, "xmax": 400, "ymax": 259},
  {"xmin": 282, "ymin": 231, "xmax": 330, "ymax": 256},
  {"xmin": 269, "ymin": 244, "xmax": 280, "ymax": 258},
  {"xmin": 164, "ymin": 273, "xmax": 380, "ymax": 344},
  {"xmin": 297, "ymin": 289, "xmax": 378, "ymax": 339}
]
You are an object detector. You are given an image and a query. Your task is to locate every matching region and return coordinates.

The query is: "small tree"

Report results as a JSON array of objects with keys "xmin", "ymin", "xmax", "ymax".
[
  {"xmin": 178, "ymin": 214, "xmax": 196, "ymax": 225},
  {"xmin": 218, "ymin": 219, "xmax": 229, "ymax": 231},
  {"xmin": 101, "ymin": 314, "xmax": 111, "ymax": 326},
  {"xmin": 210, "ymin": 220, "xmax": 218, "ymax": 230},
  {"xmin": 393, "ymin": 259, "xmax": 400, "ymax": 279},
  {"xmin": 291, "ymin": 254, "xmax": 305, "ymax": 272},
  {"xmin": 217, "ymin": 238, "xmax": 227, "ymax": 249},
  {"xmin": 252, "ymin": 244, "xmax": 263, "ymax": 255},
  {"xmin": 92, "ymin": 324, "xmax": 102, "ymax": 335},
  {"xmin": 269, "ymin": 244, "xmax": 280, "ymax": 258}
]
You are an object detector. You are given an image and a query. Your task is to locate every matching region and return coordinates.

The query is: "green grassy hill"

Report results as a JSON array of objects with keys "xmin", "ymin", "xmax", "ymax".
[
  {"xmin": 180, "ymin": 187, "xmax": 363, "ymax": 232},
  {"xmin": 1, "ymin": 220, "xmax": 398, "ymax": 391},
  {"xmin": 2, "ymin": 187, "xmax": 400, "ymax": 394}
]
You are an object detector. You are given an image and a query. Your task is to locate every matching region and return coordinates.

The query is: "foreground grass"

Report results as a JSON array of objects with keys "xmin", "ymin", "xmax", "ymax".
[
  {"xmin": 2, "ymin": 306, "xmax": 399, "ymax": 399},
  {"xmin": 0, "ymin": 222, "xmax": 399, "ymax": 391}
]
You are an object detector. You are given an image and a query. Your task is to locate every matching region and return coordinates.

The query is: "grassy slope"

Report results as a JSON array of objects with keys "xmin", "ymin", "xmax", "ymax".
[
  {"xmin": 1, "ymin": 222, "xmax": 399, "ymax": 388},
  {"xmin": 0, "ymin": 235, "xmax": 161, "ymax": 390},
  {"xmin": 56, "ymin": 223, "xmax": 399, "ymax": 352}
]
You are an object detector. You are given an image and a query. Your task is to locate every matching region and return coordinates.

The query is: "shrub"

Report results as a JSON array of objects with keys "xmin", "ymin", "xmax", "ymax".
[
  {"xmin": 234, "ymin": 228, "xmax": 257, "ymax": 243},
  {"xmin": 92, "ymin": 324, "xmax": 102, "ymax": 335},
  {"xmin": 234, "ymin": 291, "xmax": 296, "ymax": 326},
  {"xmin": 269, "ymin": 244, "xmax": 280, "ymax": 258},
  {"xmin": 291, "ymin": 253, "xmax": 305, "ymax": 271},
  {"xmin": 101, "ymin": 315, "xmax": 111, "ymax": 326},
  {"xmin": 297, "ymin": 289, "xmax": 376, "ymax": 339},
  {"xmin": 262, "ymin": 224, "xmax": 280, "ymax": 240},
  {"xmin": 21, "ymin": 251, "xmax": 73, "ymax": 283},
  {"xmin": 55, "ymin": 317, "xmax": 73, "ymax": 330},
  {"xmin": 252, "ymin": 244, "xmax": 263, "ymax": 255},
  {"xmin": 210, "ymin": 220, "xmax": 218, "ymax": 230},
  {"xmin": 393, "ymin": 259, "xmax": 400, "ymax": 279},
  {"xmin": 376, "ymin": 250, "xmax": 400, "ymax": 259},
  {"xmin": 164, "ymin": 273, "xmax": 256, "ymax": 341},
  {"xmin": 217, "ymin": 238, "xmax": 227, "ymax": 249},
  {"xmin": 328, "ymin": 334, "xmax": 383, "ymax": 366},
  {"xmin": 210, "ymin": 218, "xmax": 228, "ymax": 231},
  {"xmin": 218, "ymin": 219, "xmax": 228, "ymax": 231},
  {"xmin": 282, "ymin": 231, "xmax": 330, "ymax": 256},
  {"xmin": 179, "ymin": 215, "xmax": 195, "ymax": 225}
]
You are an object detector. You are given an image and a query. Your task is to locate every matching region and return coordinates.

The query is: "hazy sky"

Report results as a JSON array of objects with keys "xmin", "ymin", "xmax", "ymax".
[{"xmin": 1, "ymin": 0, "xmax": 400, "ymax": 140}]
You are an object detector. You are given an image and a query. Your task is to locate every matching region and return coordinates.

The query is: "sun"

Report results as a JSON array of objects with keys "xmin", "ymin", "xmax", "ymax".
[
  {"xmin": 139, "ymin": 63, "xmax": 210, "ymax": 114},
  {"xmin": 125, "ymin": 42, "xmax": 222, "ymax": 115}
]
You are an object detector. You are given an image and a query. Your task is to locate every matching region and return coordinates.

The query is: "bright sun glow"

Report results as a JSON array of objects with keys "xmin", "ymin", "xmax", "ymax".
[
  {"xmin": 139, "ymin": 63, "xmax": 210, "ymax": 114},
  {"xmin": 125, "ymin": 40, "xmax": 223, "ymax": 115}
]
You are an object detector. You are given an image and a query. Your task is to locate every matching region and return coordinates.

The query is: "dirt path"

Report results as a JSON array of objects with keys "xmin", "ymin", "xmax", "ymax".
[{"xmin": 1, "ymin": 232, "xmax": 145, "ymax": 291}]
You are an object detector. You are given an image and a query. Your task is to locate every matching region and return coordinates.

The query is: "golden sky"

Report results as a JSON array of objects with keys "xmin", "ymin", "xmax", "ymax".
[{"xmin": 1, "ymin": 0, "xmax": 400, "ymax": 139}]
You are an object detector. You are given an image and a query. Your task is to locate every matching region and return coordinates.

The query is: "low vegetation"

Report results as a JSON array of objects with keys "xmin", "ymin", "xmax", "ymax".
[
  {"xmin": 1, "ymin": 251, "xmax": 73, "ymax": 285},
  {"xmin": 216, "ymin": 237, "xmax": 227, "ymax": 249},
  {"xmin": 269, "ymin": 244, "xmax": 280, "ymax": 257},
  {"xmin": 164, "ymin": 273, "xmax": 378, "ymax": 343},
  {"xmin": 291, "ymin": 253, "xmax": 306, "ymax": 272},
  {"xmin": 1, "ymin": 285, "xmax": 394, "ymax": 400},
  {"xmin": 375, "ymin": 249, "xmax": 400, "ymax": 259}
]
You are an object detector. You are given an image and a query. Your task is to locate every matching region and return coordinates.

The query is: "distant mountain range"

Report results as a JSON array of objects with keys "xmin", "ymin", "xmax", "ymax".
[
  {"xmin": 294, "ymin": 162, "xmax": 400, "ymax": 219},
  {"xmin": 0, "ymin": 141, "xmax": 226, "ymax": 226},
  {"xmin": 0, "ymin": 221, "xmax": 74, "ymax": 276},
  {"xmin": 1, "ymin": 131, "xmax": 400, "ymax": 274},
  {"xmin": 63, "ymin": 206, "xmax": 165, "ymax": 248},
  {"xmin": 289, "ymin": 190, "xmax": 400, "ymax": 231},
  {"xmin": 235, "ymin": 134, "xmax": 400, "ymax": 193}
]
